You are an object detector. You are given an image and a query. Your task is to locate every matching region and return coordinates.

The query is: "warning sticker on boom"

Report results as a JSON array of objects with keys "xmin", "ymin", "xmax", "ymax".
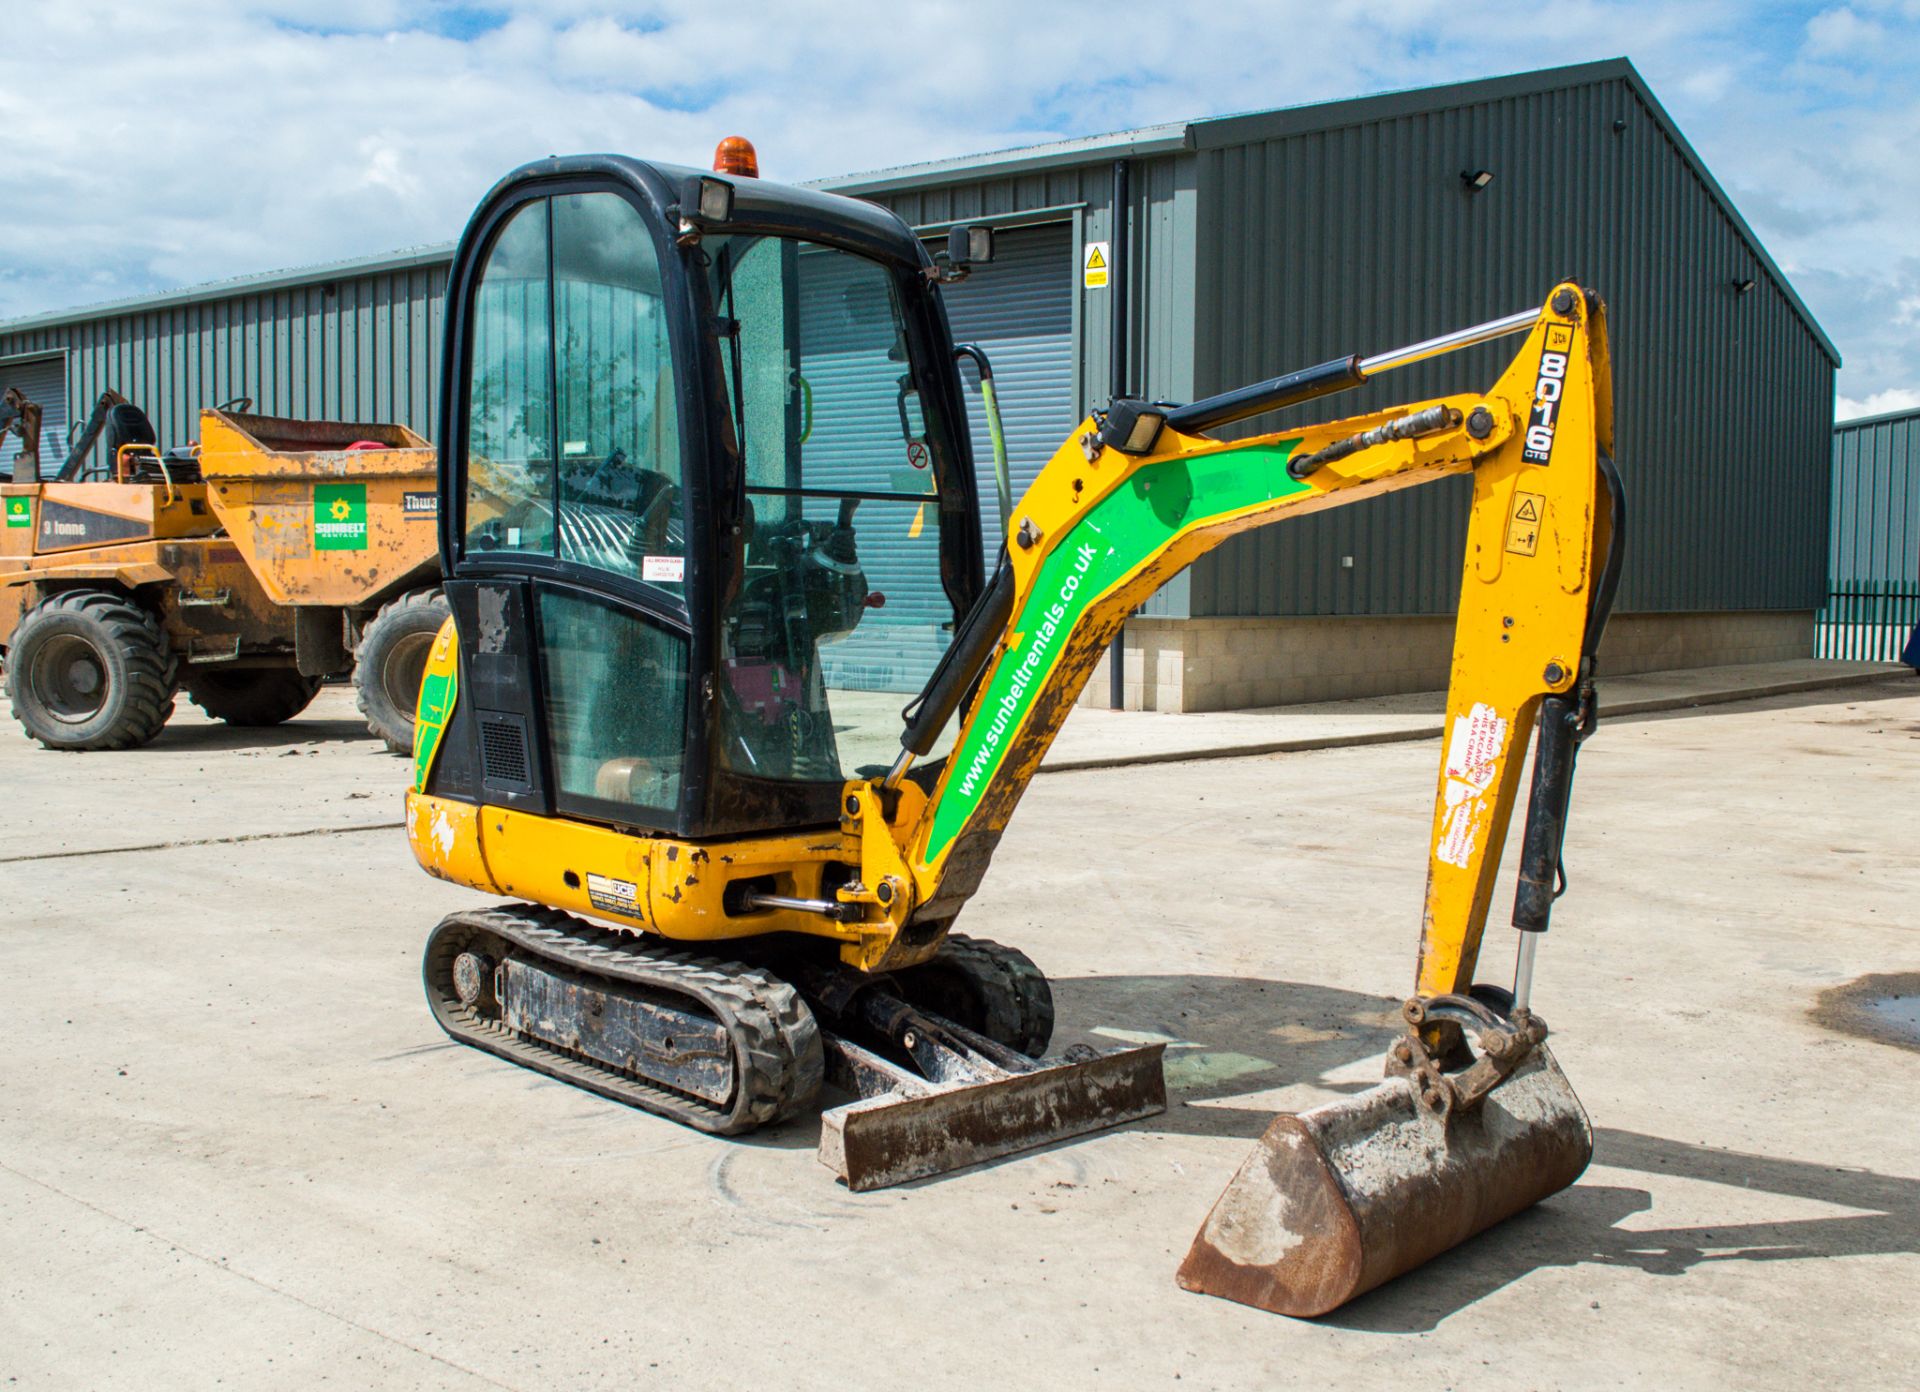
[
  {"xmin": 1436, "ymin": 702, "xmax": 1509, "ymax": 869},
  {"xmin": 1505, "ymin": 491, "xmax": 1545, "ymax": 556}
]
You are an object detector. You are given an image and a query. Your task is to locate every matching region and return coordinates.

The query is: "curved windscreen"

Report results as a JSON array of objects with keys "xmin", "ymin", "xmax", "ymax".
[{"xmin": 464, "ymin": 192, "xmax": 685, "ymax": 596}]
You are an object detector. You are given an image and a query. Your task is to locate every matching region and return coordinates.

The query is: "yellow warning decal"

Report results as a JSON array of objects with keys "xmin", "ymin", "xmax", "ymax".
[
  {"xmin": 1083, "ymin": 241, "xmax": 1110, "ymax": 289},
  {"xmin": 1505, "ymin": 492, "xmax": 1545, "ymax": 557}
]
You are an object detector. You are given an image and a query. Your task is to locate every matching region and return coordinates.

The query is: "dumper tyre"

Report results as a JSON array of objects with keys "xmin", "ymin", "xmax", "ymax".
[
  {"xmin": 185, "ymin": 667, "xmax": 323, "ymax": 726},
  {"xmin": 355, "ymin": 587, "xmax": 450, "ymax": 756},
  {"xmin": 6, "ymin": 589, "xmax": 177, "ymax": 751}
]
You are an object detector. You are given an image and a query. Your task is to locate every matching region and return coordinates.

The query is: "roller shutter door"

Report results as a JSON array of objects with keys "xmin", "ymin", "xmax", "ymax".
[
  {"xmin": 936, "ymin": 223, "xmax": 1077, "ymax": 564},
  {"xmin": 0, "ymin": 355, "xmax": 67, "ymax": 481}
]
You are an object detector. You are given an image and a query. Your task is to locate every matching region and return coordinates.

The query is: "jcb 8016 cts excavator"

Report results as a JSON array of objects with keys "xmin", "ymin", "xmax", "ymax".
[{"xmin": 406, "ymin": 143, "xmax": 1621, "ymax": 1318}]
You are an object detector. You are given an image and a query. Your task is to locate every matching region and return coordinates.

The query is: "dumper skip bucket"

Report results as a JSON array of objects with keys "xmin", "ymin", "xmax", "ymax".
[{"xmin": 1178, "ymin": 1044, "xmax": 1591, "ymax": 1317}]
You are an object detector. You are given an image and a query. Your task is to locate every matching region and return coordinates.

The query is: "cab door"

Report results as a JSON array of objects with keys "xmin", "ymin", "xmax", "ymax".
[{"xmin": 443, "ymin": 185, "xmax": 708, "ymax": 835}]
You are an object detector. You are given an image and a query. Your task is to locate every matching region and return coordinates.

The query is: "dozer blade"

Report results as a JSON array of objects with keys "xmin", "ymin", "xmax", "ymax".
[
  {"xmin": 1178, "ymin": 1043, "xmax": 1591, "ymax": 1317},
  {"xmin": 819, "ymin": 1038, "xmax": 1167, "ymax": 1191}
]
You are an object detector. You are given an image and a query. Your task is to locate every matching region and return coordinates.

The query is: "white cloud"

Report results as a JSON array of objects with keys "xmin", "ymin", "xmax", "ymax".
[
  {"xmin": 1804, "ymin": 6, "xmax": 1887, "ymax": 57},
  {"xmin": 1836, "ymin": 387, "xmax": 1920, "ymax": 420},
  {"xmin": 1, "ymin": 1, "xmax": 1917, "ymax": 404}
]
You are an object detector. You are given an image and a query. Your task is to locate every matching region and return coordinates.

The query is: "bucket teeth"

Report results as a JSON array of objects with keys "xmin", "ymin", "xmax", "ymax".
[{"xmin": 1178, "ymin": 1044, "xmax": 1592, "ymax": 1317}]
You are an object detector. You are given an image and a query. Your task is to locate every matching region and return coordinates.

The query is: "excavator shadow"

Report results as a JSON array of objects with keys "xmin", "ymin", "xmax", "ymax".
[
  {"xmin": 1324, "ymin": 1129, "xmax": 1920, "ymax": 1332},
  {"xmin": 1050, "ymin": 971, "xmax": 1405, "ymax": 1142},
  {"xmin": 1050, "ymin": 972, "xmax": 1920, "ymax": 1329},
  {"xmin": 724, "ymin": 971, "xmax": 1393, "ymax": 1167},
  {"xmin": 150, "ymin": 715, "xmax": 373, "ymax": 753}
]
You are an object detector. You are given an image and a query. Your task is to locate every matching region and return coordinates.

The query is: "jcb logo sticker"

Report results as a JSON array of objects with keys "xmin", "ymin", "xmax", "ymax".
[{"xmin": 1523, "ymin": 324, "xmax": 1575, "ymax": 465}]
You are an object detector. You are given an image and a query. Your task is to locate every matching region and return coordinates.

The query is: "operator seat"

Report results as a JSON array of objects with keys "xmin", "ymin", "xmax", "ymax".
[
  {"xmin": 102, "ymin": 402, "xmax": 202, "ymax": 483},
  {"xmin": 101, "ymin": 402, "xmax": 157, "ymax": 465}
]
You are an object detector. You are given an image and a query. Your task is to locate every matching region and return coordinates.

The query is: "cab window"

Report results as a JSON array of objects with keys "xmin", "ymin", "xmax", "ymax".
[
  {"xmin": 537, "ymin": 587, "xmax": 688, "ymax": 817},
  {"xmin": 464, "ymin": 192, "xmax": 684, "ymax": 593},
  {"xmin": 465, "ymin": 201, "xmax": 553, "ymax": 557}
]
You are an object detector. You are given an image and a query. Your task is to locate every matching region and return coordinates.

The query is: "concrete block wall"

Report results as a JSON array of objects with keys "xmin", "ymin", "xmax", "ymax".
[{"xmin": 1078, "ymin": 611, "xmax": 1815, "ymax": 712}]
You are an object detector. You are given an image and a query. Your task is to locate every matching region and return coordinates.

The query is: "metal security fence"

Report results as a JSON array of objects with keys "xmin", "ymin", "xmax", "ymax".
[
  {"xmin": 1816, "ymin": 582, "xmax": 1920, "ymax": 661},
  {"xmin": 1819, "ymin": 407, "xmax": 1920, "ymax": 663}
]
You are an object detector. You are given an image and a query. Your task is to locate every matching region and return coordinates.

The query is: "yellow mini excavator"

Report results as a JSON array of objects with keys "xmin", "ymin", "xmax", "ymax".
[{"xmin": 405, "ymin": 143, "xmax": 1622, "ymax": 1317}]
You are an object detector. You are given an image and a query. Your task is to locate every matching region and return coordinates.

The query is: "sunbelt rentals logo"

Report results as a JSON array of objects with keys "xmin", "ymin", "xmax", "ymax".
[
  {"xmin": 922, "ymin": 535, "xmax": 1106, "ymax": 862},
  {"xmin": 4, "ymin": 497, "xmax": 28, "ymax": 528},
  {"xmin": 314, "ymin": 483, "xmax": 368, "ymax": 550},
  {"xmin": 952, "ymin": 541, "xmax": 1100, "ymax": 804}
]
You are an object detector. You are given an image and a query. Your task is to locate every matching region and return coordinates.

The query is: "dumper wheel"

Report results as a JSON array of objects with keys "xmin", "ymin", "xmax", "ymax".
[
  {"xmin": 355, "ymin": 588, "xmax": 450, "ymax": 756},
  {"xmin": 6, "ymin": 590, "xmax": 177, "ymax": 751},
  {"xmin": 891, "ymin": 934, "xmax": 1055, "ymax": 1057},
  {"xmin": 185, "ymin": 667, "xmax": 323, "ymax": 726}
]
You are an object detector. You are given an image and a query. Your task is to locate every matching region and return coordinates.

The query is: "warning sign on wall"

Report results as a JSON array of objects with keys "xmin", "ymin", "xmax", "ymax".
[{"xmin": 1083, "ymin": 241, "xmax": 1110, "ymax": 289}]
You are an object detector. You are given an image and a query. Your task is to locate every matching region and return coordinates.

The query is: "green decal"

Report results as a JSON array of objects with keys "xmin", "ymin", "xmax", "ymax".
[
  {"xmin": 924, "ymin": 442, "xmax": 1307, "ymax": 863},
  {"xmin": 413, "ymin": 655, "xmax": 457, "ymax": 791},
  {"xmin": 4, "ymin": 497, "xmax": 29, "ymax": 528},
  {"xmin": 314, "ymin": 483, "xmax": 368, "ymax": 551}
]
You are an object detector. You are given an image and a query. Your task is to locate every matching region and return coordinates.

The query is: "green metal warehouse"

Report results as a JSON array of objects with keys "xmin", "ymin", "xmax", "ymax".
[
  {"xmin": 1819, "ymin": 406, "xmax": 1919, "ymax": 663},
  {"xmin": 0, "ymin": 58, "xmax": 1839, "ymax": 710}
]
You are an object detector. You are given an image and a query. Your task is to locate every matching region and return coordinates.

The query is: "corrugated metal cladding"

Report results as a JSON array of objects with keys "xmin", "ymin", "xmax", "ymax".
[
  {"xmin": 0, "ymin": 354, "xmax": 67, "ymax": 478},
  {"xmin": 0, "ymin": 262, "xmax": 448, "ymax": 473},
  {"xmin": 837, "ymin": 61, "xmax": 1836, "ymax": 621},
  {"xmin": 1186, "ymin": 72, "xmax": 1835, "ymax": 618},
  {"xmin": 1829, "ymin": 408, "xmax": 1919, "ymax": 586}
]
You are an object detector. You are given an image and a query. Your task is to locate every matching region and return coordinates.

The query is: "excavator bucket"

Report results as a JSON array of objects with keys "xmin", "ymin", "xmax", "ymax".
[{"xmin": 1178, "ymin": 1044, "xmax": 1591, "ymax": 1317}]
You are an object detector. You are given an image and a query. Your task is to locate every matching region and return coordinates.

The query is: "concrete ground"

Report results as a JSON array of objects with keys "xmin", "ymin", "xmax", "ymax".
[{"xmin": 1, "ymin": 677, "xmax": 1917, "ymax": 1389}]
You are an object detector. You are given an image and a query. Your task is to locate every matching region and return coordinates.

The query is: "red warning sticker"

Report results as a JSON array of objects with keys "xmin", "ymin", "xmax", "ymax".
[{"xmin": 1436, "ymin": 701, "xmax": 1508, "ymax": 868}]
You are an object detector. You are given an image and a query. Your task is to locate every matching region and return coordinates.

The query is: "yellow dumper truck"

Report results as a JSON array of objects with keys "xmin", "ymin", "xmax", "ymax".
[{"xmin": 0, "ymin": 399, "xmax": 446, "ymax": 752}]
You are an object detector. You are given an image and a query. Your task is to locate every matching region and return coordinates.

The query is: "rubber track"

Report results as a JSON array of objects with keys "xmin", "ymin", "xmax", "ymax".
[
  {"xmin": 8, "ymin": 590, "xmax": 176, "ymax": 750},
  {"xmin": 424, "ymin": 903, "xmax": 823, "ymax": 1135},
  {"xmin": 904, "ymin": 934, "xmax": 1056, "ymax": 1057}
]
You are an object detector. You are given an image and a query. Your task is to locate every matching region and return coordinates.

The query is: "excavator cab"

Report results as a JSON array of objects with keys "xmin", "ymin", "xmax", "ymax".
[{"xmin": 432, "ymin": 157, "xmax": 987, "ymax": 841}]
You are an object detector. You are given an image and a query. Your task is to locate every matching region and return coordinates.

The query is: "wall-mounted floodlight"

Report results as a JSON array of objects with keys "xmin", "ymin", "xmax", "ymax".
[
  {"xmin": 1731, "ymin": 277, "xmax": 1757, "ymax": 294},
  {"xmin": 1461, "ymin": 169, "xmax": 1495, "ymax": 192}
]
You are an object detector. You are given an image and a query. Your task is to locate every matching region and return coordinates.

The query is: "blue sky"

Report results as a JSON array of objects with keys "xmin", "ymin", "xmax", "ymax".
[{"xmin": 1, "ymin": 1, "xmax": 1916, "ymax": 417}]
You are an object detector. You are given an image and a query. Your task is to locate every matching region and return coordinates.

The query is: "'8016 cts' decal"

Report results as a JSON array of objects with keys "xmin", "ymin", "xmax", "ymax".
[{"xmin": 1522, "ymin": 324, "xmax": 1575, "ymax": 465}]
